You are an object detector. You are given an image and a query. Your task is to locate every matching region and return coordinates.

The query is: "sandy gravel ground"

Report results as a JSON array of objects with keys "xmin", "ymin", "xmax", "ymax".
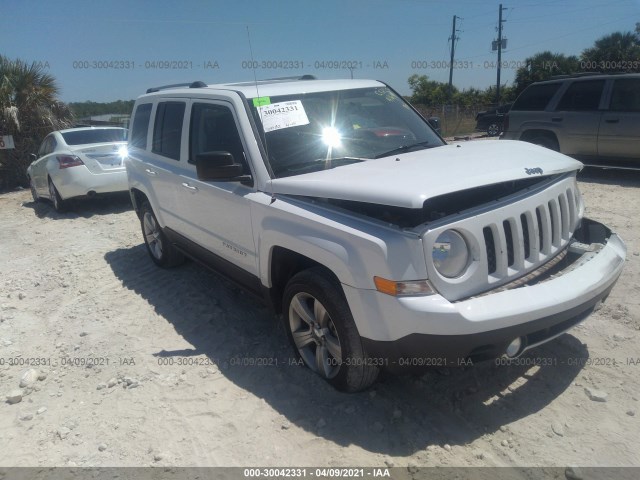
[{"xmin": 0, "ymin": 169, "xmax": 639, "ymax": 468}]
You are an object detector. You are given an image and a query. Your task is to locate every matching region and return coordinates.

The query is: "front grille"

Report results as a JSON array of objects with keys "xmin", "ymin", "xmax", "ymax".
[
  {"xmin": 423, "ymin": 175, "xmax": 581, "ymax": 302},
  {"xmin": 481, "ymin": 187, "xmax": 577, "ymax": 281}
]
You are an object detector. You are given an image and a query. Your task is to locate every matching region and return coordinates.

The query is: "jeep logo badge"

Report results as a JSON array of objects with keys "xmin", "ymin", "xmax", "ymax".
[{"xmin": 525, "ymin": 167, "xmax": 544, "ymax": 175}]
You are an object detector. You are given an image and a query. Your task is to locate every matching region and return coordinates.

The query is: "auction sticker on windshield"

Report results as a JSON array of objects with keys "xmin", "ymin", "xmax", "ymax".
[{"xmin": 258, "ymin": 100, "xmax": 309, "ymax": 132}]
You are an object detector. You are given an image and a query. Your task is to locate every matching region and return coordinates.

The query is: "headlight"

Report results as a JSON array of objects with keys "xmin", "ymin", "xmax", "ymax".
[{"xmin": 432, "ymin": 230, "xmax": 470, "ymax": 278}]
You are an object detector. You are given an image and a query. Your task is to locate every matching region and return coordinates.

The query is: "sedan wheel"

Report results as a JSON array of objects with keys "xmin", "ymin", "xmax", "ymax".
[{"xmin": 29, "ymin": 177, "xmax": 39, "ymax": 202}]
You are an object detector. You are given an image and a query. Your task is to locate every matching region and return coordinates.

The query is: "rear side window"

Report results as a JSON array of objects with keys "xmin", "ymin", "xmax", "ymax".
[
  {"xmin": 130, "ymin": 103, "xmax": 152, "ymax": 149},
  {"xmin": 609, "ymin": 78, "xmax": 640, "ymax": 112},
  {"xmin": 512, "ymin": 83, "xmax": 562, "ymax": 111},
  {"xmin": 153, "ymin": 101, "xmax": 186, "ymax": 160},
  {"xmin": 556, "ymin": 80, "xmax": 605, "ymax": 111}
]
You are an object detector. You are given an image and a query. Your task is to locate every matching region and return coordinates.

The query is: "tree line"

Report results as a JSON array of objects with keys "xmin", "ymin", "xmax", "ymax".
[
  {"xmin": 408, "ymin": 27, "xmax": 640, "ymax": 107},
  {"xmin": 2, "ymin": 25, "xmax": 640, "ymax": 191}
]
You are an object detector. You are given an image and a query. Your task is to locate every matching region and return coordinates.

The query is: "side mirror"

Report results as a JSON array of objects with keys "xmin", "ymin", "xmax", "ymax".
[
  {"xmin": 428, "ymin": 117, "xmax": 441, "ymax": 135},
  {"xmin": 196, "ymin": 151, "xmax": 244, "ymax": 181},
  {"xmin": 30, "ymin": 153, "xmax": 38, "ymax": 162}
]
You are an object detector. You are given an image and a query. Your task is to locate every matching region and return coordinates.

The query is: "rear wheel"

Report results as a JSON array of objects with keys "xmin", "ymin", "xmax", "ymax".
[
  {"xmin": 48, "ymin": 178, "xmax": 66, "ymax": 212},
  {"xmin": 282, "ymin": 267, "xmax": 379, "ymax": 392},
  {"xmin": 140, "ymin": 201, "xmax": 184, "ymax": 268},
  {"xmin": 487, "ymin": 123, "xmax": 501, "ymax": 137}
]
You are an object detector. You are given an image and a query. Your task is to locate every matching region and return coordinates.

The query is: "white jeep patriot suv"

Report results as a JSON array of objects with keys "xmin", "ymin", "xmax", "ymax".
[{"xmin": 126, "ymin": 76, "xmax": 626, "ymax": 392}]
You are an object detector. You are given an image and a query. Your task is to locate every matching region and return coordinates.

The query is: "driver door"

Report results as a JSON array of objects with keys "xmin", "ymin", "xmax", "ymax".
[{"xmin": 174, "ymin": 100, "xmax": 258, "ymax": 276}]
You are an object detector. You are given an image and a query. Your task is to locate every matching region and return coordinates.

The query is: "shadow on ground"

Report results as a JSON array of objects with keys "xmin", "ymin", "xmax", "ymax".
[
  {"xmin": 578, "ymin": 165, "xmax": 640, "ymax": 188},
  {"xmin": 105, "ymin": 245, "xmax": 588, "ymax": 456},
  {"xmin": 23, "ymin": 192, "xmax": 132, "ymax": 219}
]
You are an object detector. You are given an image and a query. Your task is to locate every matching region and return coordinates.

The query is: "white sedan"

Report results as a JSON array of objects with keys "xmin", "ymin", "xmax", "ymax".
[{"xmin": 27, "ymin": 127, "xmax": 129, "ymax": 211}]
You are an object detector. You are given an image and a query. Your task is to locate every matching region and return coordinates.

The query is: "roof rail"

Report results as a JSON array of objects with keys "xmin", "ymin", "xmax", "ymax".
[
  {"xmin": 146, "ymin": 81, "xmax": 207, "ymax": 94},
  {"xmin": 262, "ymin": 75, "xmax": 317, "ymax": 82},
  {"xmin": 548, "ymin": 72, "xmax": 606, "ymax": 80}
]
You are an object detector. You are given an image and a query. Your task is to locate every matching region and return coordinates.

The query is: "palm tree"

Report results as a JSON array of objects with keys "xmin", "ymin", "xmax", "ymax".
[
  {"xmin": 0, "ymin": 55, "xmax": 73, "ymax": 190},
  {"xmin": 580, "ymin": 32, "xmax": 640, "ymax": 72}
]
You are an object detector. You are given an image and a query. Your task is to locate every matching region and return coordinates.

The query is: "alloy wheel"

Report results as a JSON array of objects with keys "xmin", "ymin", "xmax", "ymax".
[
  {"xmin": 289, "ymin": 292, "xmax": 342, "ymax": 379},
  {"xmin": 143, "ymin": 211, "xmax": 163, "ymax": 260}
]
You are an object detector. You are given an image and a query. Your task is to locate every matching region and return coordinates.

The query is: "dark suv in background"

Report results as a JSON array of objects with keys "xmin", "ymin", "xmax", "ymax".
[
  {"xmin": 502, "ymin": 73, "xmax": 640, "ymax": 164},
  {"xmin": 475, "ymin": 103, "xmax": 512, "ymax": 136}
]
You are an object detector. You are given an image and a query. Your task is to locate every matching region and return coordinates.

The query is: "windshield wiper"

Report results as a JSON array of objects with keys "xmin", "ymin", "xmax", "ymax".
[
  {"xmin": 280, "ymin": 157, "xmax": 366, "ymax": 173},
  {"xmin": 374, "ymin": 141, "xmax": 434, "ymax": 159}
]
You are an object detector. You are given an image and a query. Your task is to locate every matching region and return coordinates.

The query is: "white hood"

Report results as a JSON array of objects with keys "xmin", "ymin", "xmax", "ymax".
[{"xmin": 270, "ymin": 140, "xmax": 582, "ymax": 208}]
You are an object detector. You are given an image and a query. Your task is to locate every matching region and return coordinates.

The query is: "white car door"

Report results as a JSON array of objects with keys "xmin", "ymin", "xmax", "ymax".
[
  {"xmin": 173, "ymin": 99, "xmax": 258, "ymax": 276},
  {"xmin": 33, "ymin": 134, "xmax": 57, "ymax": 194}
]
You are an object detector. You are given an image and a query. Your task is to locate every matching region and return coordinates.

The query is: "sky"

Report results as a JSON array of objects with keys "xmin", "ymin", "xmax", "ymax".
[{"xmin": 1, "ymin": 0, "xmax": 639, "ymax": 103}]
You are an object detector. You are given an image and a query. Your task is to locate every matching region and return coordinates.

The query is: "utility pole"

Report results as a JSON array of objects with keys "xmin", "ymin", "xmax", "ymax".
[
  {"xmin": 448, "ymin": 15, "xmax": 460, "ymax": 103},
  {"xmin": 496, "ymin": 4, "xmax": 507, "ymax": 105}
]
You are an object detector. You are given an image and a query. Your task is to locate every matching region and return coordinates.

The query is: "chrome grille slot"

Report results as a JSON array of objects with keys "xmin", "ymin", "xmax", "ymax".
[{"xmin": 483, "ymin": 227, "xmax": 497, "ymax": 274}]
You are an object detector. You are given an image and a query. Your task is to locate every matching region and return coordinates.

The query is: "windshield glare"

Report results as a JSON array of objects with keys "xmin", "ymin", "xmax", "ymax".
[{"xmin": 249, "ymin": 87, "xmax": 443, "ymax": 178}]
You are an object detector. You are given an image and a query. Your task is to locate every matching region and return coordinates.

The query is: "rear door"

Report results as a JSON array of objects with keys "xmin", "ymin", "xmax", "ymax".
[
  {"xmin": 551, "ymin": 79, "xmax": 605, "ymax": 156},
  {"xmin": 33, "ymin": 134, "xmax": 57, "ymax": 193},
  {"xmin": 598, "ymin": 77, "xmax": 640, "ymax": 160},
  {"xmin": 128, "ymin": 99, "xmax": 188, "ymax": 230}
]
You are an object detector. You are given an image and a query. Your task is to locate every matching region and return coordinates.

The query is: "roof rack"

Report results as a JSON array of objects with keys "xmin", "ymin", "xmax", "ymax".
[
  {"xmin": 548, "ymin": 72, "xmax": 608, "ymax": 80},
  {"xmin": 146, "ymin": 81, "xmax": 207, "ymax": 94},
  {"xmin": 262, "ymin": 75, "xmax": 317, "ymax": 81}
]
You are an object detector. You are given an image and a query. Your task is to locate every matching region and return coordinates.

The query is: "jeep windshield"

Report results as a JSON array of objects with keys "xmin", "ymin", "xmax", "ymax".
[{"xmin": 248, "ymin": 87, "xmax": 444, "ymax": 178}]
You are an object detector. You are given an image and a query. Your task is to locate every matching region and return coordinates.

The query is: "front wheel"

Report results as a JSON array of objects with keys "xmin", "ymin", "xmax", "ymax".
[
  {"xmin": 283, "ymin": 267, "xmax": 379, "ymax": 392},
  {"xmin": 140, "ymin": 202, "xmax": 184, "ymax": 268},
  {"xmin": 29, "ymin": 176, "xmax": 39, "ymax": 202}
]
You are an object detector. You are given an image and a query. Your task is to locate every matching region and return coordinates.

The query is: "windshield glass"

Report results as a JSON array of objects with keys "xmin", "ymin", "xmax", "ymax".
[
  {"xmin": 249, "ymin": 87, "xmax": 444, "ymax": 178},
  {"xmin": 62, "ymin": 128, "xmax": 127, "ymax": 145}
]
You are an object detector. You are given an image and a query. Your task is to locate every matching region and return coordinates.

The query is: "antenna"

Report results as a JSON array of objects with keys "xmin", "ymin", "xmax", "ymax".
[{"xmin": 246, "ymin": 25, "xmax": 276, "ymax": 204}]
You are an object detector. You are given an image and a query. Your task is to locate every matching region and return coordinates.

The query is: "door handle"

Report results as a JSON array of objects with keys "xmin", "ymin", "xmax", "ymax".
[
  {"xmin": 181, "ymin": 182, "xmax": 198, "ymax": 191},
  {"xmin": 551, "ymin": 117, "xmax": 563, "ymax": 122},
  {"xmin": 145, "ymin": 168, "xmax": 158, "ymax": 176},
  {"xmin": 605, "ymin": 118, "xmax": 619, "ymax": 124}
]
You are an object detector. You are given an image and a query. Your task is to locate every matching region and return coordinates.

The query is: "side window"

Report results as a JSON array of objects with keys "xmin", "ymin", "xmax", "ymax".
[
  {"xmin": 189, "ymin": 103, "xmax": 247, "ymax": 172},
  {"xmin": 556, "ymin": 80, "xmax": 605, "ymax": 111},
  {"xmin": 609, "ymin": 79, "xmax": 640, "ymax": 112},
  {"xmin": 152, "ymin": 101, "xmax": 186, "ymax": 160},
  {"xmin": 130, "ymin": 103, "xmax": 152, "ymax": 148},
  {"xmin": 512, "ymin": 83, "xmax": 562, "ymax": 111}
]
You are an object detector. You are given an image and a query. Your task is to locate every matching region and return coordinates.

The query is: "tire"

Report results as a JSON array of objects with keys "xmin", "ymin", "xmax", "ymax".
[
  {"xmin": 48, "ymin": 178, "xmax": 66, "ymax": 212},
  {"xmin": 282, "ymin": 267, "xmax": 379, "ymax": 392},
  {"xmin": 527, "ymin": 134, "xmax": 559, "ymax": 151},
  {"xmin": 140, "ymin": 201, "xmax": 184, "ymax": 268},
  {"xmin": 487, "ymin": 123, "xmax": 501, "ymax": 137},
  {"xmin": 29, "ymin": 176, "xmax": 39, "ymax": 202}
]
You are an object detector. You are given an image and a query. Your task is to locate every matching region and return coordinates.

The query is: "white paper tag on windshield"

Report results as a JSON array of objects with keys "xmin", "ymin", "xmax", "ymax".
[{"xmin": 258, "ymin": 100, "xmax": 309, "ymax": 133}]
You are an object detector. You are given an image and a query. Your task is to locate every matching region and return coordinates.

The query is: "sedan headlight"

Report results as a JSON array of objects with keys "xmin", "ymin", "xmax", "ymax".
[{"xmin": 432, "ymin": 230, "xmax": 470, "ymax": 278}]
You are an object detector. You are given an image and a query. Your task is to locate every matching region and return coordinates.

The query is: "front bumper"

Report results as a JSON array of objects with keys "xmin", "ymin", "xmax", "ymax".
[{"xmin": 343, "ymin": 218, "xmax": 625, "ymax": 369}]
